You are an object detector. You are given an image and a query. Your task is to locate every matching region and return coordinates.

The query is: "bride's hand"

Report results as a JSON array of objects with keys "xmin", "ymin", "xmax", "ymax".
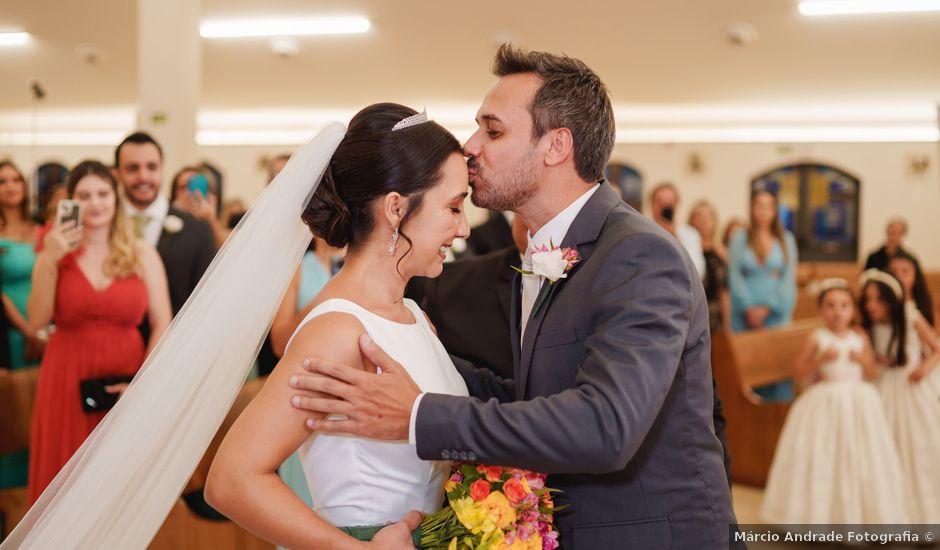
[{"xmin": 369, "ymin": 510, "xmax": 423, "ymax": 549}]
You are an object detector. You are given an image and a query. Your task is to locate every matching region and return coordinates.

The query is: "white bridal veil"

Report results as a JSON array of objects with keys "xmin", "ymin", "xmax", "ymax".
[{"xmin": 1, "ymin": 123, "xmax": 346, "ymax": 549}]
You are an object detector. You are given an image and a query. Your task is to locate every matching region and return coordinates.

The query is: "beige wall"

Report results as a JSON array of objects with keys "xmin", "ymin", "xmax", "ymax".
[
  {"xmin": 6, "ymin": 140, "xmax": 939, "ymax": 268},
  {"xmin": 610, "ymin": 141, "xmax": 940, "ymax": 269}
]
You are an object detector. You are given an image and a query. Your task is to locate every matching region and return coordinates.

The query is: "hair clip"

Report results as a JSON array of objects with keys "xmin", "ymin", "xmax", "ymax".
[{"xmin": 391, "ymin": 109, "xmax": 429, "ymax": 132}]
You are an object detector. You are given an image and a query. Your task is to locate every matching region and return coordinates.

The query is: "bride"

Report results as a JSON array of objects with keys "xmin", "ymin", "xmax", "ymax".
[{"xmin": 205, "ymin": 103, "xmax": 472, "ymax": 549}]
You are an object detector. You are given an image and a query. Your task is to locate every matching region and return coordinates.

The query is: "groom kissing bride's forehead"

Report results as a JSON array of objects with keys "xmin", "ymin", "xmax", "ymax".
[{"xmin": 290, "ymin": 43, "xmax": 740, "ymax": 548}]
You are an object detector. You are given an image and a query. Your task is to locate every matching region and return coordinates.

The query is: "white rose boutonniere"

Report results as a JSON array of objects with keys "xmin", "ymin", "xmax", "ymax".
[
  {"xmin": 164, "ymin": 215, "xmax": 184, "ymax": 234},
  {"xmin": 512, "ymin": 241, "xmax": 581, "ymax": 317},
  {"xmin": 514, "ymin": 241, "xmax": 581, "ymax": 284}
]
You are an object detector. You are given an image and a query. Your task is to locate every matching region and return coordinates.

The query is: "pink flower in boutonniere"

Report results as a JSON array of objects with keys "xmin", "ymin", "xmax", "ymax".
[{"xmin": 514, "ymin": 241, "xmax": 580, "ymax": 284}]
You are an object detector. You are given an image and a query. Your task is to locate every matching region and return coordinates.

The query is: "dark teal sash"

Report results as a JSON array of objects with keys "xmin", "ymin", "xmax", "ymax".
[{"xmin": 339, "ymin": 524, "xmax": 422, "ymax": 545}]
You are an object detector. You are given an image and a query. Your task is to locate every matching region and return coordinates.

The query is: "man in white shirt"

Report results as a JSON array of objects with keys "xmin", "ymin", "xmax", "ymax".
[
  {"xmin": 649, "ymin": 182, "xmax": 706, "ymax": 278},
  {"xmin": 290, "ymin": 45, "xmax": 738, "ymax": 548},
  {"xmin": 114, "ymin": 132, "xmax": 217, "ymax": 314}
]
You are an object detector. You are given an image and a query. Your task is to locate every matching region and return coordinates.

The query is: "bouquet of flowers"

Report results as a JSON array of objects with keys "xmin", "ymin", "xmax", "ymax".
[{"xmin": 419, "ymin": 463, "xmax": 561, "ymax": 550}]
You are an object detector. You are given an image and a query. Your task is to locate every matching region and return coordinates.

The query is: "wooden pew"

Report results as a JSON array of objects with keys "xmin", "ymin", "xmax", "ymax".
[
  {"xmin": 0, "ymin": 368, "xmax": 39, "ymax": 538},
  {"xmin": 797, "ymin": 262, "xmax": 861, "ymax": 291},
  {"xmin": 0, "ymin": 369, "xmax": 272, "ymax": 548},
  {"xmin": 0, "ymin": 368, "xmax": 39, "ymax": 455},
  {"xmin": 791, "ymin": 290, "xmax": 818, "ymax": 321},
  {"xmin": 925, "ymin": 271, "xmax": 940, "ymax": 328},
  {"xmin": 711, "ymin": 318, "xmax": 823, "ymax": 487}
]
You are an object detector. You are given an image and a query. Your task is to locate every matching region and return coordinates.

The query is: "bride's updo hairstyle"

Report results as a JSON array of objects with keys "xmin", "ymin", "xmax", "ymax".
[{"xmin": 303, "ymin": 103, "xmax": 462, "ymax": 255}]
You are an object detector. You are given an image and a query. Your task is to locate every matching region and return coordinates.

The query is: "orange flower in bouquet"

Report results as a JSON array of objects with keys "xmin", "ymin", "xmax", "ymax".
[{"xmin": 419, "ymin": 463, "xmax": 562, "ymax": 550}]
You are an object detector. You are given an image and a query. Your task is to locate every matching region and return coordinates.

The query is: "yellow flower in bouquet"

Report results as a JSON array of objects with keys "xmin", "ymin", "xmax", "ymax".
[{"xmin": 419, "ymin": 463, "xmax": 562, "ymax": 550}]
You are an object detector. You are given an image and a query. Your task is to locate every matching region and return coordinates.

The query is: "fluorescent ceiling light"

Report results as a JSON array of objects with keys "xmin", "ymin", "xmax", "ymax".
[
  {"xmin": 799, "ymin": 0, "xmax": 940, "ymax": 16},
  {"xmin": 615, "ymin": 126, "xmax": 939, "ymax": 143},
  {"xmin": 200, "ymin": 16, "xmax": 370, "ymax": 38},
  {"xmin": 0, "ymin": 32, "xmax": 29, "ymax": 46}
]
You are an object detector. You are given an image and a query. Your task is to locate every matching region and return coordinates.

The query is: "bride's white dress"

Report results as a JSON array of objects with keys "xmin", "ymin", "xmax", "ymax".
[
  {"xmin": 286, "ymin": 297, "xmax": 469, "ymax": 527},
  {"xmin": 872, "ymin": 302, "xmax": 940, "ymax": 523},
  {"xmin": 760, "ymin": 327, "xmax": 909, "ymax": 524}
]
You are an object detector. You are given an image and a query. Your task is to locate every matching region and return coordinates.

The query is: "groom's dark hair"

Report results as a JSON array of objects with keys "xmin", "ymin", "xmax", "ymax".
[{"xmin": 493, "ymin": 44, "xmax": 615, "ymax": 183}]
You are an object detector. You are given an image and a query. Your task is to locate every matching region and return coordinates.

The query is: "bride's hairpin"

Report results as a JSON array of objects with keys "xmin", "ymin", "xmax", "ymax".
[{"xmin": 391, "ymin": 108, "xmax": 429, "ymax": 132}]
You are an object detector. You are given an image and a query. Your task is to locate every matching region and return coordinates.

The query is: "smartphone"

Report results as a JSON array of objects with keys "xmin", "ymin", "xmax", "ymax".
[
  {"xmin": 187, "ymin": 173, "xmax": 209, "ymax": 198},
  {"xmin": 55, "ymin": 199, "xmax": 83, "ymax": 229}
]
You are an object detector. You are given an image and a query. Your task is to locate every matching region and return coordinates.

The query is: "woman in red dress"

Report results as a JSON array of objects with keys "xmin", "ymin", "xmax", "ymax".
[{"xmin": 26, "ymin": 160, "xmax": 171, "ymax": 503}]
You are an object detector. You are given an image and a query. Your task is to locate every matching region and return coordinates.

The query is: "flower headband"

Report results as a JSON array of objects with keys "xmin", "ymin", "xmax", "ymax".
[
  {"xmin": 817, "ymin": 277, "xmax": 850, "ymax": 295},
  {"xmin": 858, "ymin": 269, "xmax": 903, "ymax": 300},
  {"xmin": 391, "ymin": 108, "xmax": 429, "ymax": 132}
]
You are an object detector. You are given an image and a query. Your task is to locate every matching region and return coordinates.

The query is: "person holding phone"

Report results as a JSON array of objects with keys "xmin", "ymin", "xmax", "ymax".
[
  {"xmin": 25, "ymin": 160, "xmax": 171, "ymax": 503},
  {"xmin": 170, "ymin": 165, "xmax": 228, "ymax": 248}
]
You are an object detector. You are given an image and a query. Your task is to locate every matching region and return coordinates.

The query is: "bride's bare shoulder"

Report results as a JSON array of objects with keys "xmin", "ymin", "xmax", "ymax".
[{"xmin": 283, "ymin": 310, "xmax": 367, "ymax": 371}]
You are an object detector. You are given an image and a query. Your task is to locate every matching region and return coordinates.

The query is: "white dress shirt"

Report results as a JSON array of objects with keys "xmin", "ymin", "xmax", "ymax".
[
  {"xmin": 676, "ymin": 224, "xmax": 706, "ymax": 279},
  {"xmin": 125, "ymin": 195, "xmax": 170, "ymax": 247},
  {"xmin": 409, "ymin": 184, "xmax": 600, "ymax": 445}
]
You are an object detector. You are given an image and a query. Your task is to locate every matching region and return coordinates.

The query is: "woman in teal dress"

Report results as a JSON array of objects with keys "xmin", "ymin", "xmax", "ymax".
[
  {"xmin": 268, "ymin": 237, "xmax": 339, "ymax": 524},
  {"xmin": 728, "ymin": 189, "xmax": 798, "ymax": 401},
  {"xmin": 0, "ymin": 160, "xmax": 42, "ymax": 489}
]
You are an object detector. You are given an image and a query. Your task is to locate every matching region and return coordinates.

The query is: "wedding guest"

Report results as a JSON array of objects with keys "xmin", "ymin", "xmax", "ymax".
[
  {"xmin": 465, "ymin": 210, "xmax": 514, "ymax": 256},
  {"xmin": 169, "ymin": 165, "xmax": 228, "ymax": 248},
  {"xmin": 728, "ymin": 189, "xmax": 798, "ymax": 400},
  {"xmin": 688, "ymin": 200, "xmax": 729, "ymax": 330},
  {"xmin": 649, "ymin": 182, "xmax": 705, "ymax": 278},
  {"xmin": 43, "ymin": 184, "xmax": 68, "ymax": 226},
  {"xmin": 888, "ymin": 250, "xmax": 936, "ymax": 326},
  {"xmin": 26, "ymin": 160, "xmax": 171, "ymax": 502},
  {"xmin": 0, "ymin": 161, "xmax": 42, "ymax": 369},
  {"xmin": 421, "ymin": 215, "xmax": 528, "ymax": 379},
  {"xmin": 114, "ymin": 132, "xmax": 216, "ymax": 315},
  {"xmin": 860, "ymin": 269, "xmax": 940, "ymax": 523},
  {"xmin": 267, "ymin": 153, "xmax": 291, "ymax": 184},
  {"xmin": 761, "ymin": 280, "xmax": 907, "ymax": 524},
  {"xmin": 722, "ymin": 217, "xmax": 746, "ymax": 249},
  {"xmin": 0, "ymin": 160, "xmax": 41, "ymax": 491},
  {"xmin": 269, "ymin": 237, "xmax": 342, "ymax": 358},
  {"xmin": 255, "ymin": 152, "xmax": 296, "ymax": 377},
  {"xmin": 864, "ymin": 217, "xmax": 911, "ymax": 271},
  {"xmin": 221, "ymin": 198, "xmax": 247, "ymax": 229}
]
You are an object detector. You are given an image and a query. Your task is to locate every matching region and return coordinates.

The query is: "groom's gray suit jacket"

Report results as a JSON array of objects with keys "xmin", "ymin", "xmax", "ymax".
[{"xmin": 416, "ymin": 182, "xmax": 737, "ymax": 548}]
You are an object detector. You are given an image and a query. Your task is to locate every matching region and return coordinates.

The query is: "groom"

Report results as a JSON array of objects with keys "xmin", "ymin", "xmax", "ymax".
[{"xmin": 291, "ymin": 45, "xmax": 738, "ymax": 548}]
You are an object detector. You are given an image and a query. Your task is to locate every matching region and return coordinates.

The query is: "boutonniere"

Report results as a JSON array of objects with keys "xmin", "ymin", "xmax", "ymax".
[
  {"xmin": 163, "ymin": 215, "xmax": 184, "ymax": 234},
  {"xmin": 514, "ymin": 241, "xmax": 581, "ymax": 284}
]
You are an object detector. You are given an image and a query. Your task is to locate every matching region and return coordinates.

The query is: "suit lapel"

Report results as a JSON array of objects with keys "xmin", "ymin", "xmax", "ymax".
[
  {"xmin": 497, "ymin": 248, "xmax": 517, "ymax": 330},
  {"xmin": 517, "ymin": 182, "xmax": 622, "ymax": 396},
  {"xmin": 156, "ymin": 207, "xmax": 184, "ymax": 255},
  {"xmin": 509, "ymin": 271, "xmax": 523, "ymax": 396}
]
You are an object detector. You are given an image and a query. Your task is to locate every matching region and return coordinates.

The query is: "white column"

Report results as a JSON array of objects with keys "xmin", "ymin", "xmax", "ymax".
[{"xmin": 137, "ymin": 0, "xmax": 200, "ymax": 175}]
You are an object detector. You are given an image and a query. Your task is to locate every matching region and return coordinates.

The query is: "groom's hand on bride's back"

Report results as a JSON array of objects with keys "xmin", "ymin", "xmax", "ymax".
[{"xmin": 289, "ymin": 333, "xmax": 420, "ymax": 441}]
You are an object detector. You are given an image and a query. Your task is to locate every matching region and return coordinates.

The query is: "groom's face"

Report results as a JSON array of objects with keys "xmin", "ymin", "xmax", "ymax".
[{"xmin": 464, "ymin": 74, "xmax": 546, "ymax": 212}]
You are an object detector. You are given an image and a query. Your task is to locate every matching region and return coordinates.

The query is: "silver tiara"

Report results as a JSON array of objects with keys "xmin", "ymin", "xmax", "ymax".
[
  {"xmin": 391, "ymin": 109, "xmax": 429, "ymax": 132},
  {"xmin": 859, "ymin": 269, "xmax": 903, "ymax": 300}
]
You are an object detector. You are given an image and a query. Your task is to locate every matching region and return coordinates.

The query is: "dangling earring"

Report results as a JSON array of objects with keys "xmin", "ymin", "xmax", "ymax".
[{"xmin": 386, "ymin": 225, "xmax": 399, "ymax": 256}]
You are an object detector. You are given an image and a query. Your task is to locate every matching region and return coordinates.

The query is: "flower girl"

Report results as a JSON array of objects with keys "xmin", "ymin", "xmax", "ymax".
[
  {"xmin": 761, "ymin": 279, "xmax": 908, "ymax": 524},
  {"xmin": 859, "ymin": 269, "xmax": 940, "ymax": 523}
]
